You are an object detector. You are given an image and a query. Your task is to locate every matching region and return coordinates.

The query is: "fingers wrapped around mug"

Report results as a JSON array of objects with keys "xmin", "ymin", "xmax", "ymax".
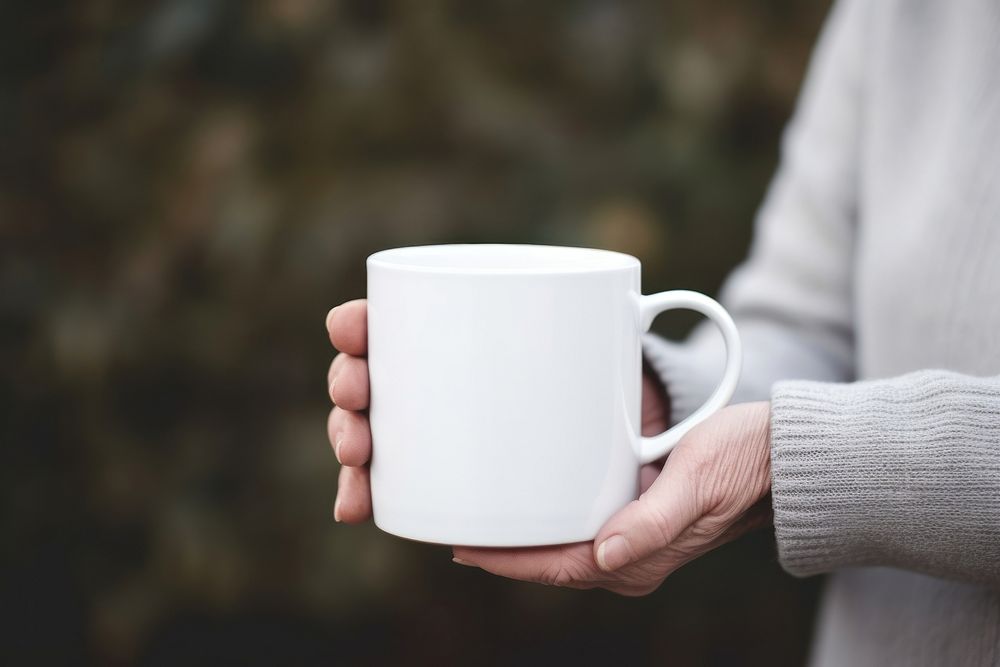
[
  {"xmin": 328, "ymin": 406, "xmax": 372, "ymax": 467},
  {"xmin": 327, "ymin": 299, "xmax": 368, "ymax": 356},
  {"xmin": 335, "ymin": 465, "xmax": 372, "ymax": 523},
  {"xmin": 328, "ymin": 353, "xmax": 370, "ymax": 411}
]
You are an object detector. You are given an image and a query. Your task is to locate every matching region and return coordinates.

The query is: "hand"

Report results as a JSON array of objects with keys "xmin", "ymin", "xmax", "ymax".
[
  {"xmin": 326, "ymin": 299, "xmax": 374, "ymax": 523},
  {"xmin": 452, "ymin": 402, "xmax": 773, "ymax": 596},
  {"xmin": 325, "ymin": 298, "xmax": 672, "ymax": 524},
  {"xmin": 326, "ymin": 299, "xmax": 770, "ymax": 597}
]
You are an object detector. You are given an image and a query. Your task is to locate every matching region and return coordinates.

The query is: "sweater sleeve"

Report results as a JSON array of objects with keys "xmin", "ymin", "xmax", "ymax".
[
  {"xmin": 643, "ymin": 0, "xmax": 868, "ymax": 423},
  {"xmin": 642, "ymin": 0, "xmax": 1000, "ymax": 585},
  {"xmin": 771, "ymin": 370, "xmax": 1000, "ymax": 586}
]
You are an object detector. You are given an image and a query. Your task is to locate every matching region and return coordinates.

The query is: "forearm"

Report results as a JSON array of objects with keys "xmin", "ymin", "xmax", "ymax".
[{"xmin": 770, "ymin": 369, "xmax": 1000, "ymax": 586}]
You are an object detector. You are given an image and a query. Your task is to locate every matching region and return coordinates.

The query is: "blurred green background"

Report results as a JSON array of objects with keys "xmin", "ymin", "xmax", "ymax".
[{"xmin": 2, "ymin": 0, "xmax": 831, "ymax": 664}]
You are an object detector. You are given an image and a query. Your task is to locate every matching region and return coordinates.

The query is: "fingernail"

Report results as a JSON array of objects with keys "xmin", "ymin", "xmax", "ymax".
[
  {"xmin": 333, "ymin": 498, "xmax": 342, "ymax": 522},
  {"xmin": 334, "ymin": 432, "xmax": 344, "ymax": 463},
  {"xmin": 452, "ymin": 557, "xmax": 477, "ymax": 567},
  {"xmin": 326, "ymin": 306, "xmax": 339, "ymax": 330},
  {"xmin": 329, "ymin": 376, "xmax": 337, "ymax": 402},
  {"xmin": 596, "ymin": 535, "xmax": 630, "ymax": 571}
]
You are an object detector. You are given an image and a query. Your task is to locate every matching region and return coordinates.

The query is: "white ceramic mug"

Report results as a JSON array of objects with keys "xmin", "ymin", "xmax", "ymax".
[{"xmin": 366, "ymin": 244, "xmax": 741, "ymax": 546}]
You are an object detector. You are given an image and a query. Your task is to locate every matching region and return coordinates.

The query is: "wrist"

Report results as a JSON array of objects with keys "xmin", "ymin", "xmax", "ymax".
[
  {"xmin": 707, "ymin": 401, "xmax": 773, "ymax": 517},
  {"xmin": 753, "ymin": 401, "xmax": 773, "ymax": 497}
]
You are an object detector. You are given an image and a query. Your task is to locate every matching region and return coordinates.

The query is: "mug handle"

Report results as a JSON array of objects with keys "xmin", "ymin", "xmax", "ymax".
[{"xmin": 637, "ymin": 290, "xmax": 742, "ymax": 464}]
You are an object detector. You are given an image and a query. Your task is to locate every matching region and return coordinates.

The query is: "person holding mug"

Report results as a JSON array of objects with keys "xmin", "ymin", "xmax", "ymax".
[{"xmin": 325, "ymin": 0, "xmax": 1000, "ymax": 664}]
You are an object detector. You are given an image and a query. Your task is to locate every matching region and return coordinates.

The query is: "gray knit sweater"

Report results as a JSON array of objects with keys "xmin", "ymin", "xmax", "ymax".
[{"xmin": 643, "ymin": 0, "xmax": 1000, "ymax": 663}]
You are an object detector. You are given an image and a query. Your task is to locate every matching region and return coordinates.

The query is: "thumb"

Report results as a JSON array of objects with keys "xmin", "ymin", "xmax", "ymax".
[{"xmin": 593, "ymin": 460, "xmax": 701, "ymax": 572}]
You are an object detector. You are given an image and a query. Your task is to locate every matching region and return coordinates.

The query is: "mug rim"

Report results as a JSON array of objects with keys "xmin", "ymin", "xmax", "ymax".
[{"xmin": 367, "ymin": 243, "xmax": 640, "ymax": 275}]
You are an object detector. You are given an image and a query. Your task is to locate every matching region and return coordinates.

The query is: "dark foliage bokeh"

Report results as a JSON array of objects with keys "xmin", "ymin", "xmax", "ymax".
[{"xmin": 2, "ymin": 0, "xmax": 830, "ymax": 664}]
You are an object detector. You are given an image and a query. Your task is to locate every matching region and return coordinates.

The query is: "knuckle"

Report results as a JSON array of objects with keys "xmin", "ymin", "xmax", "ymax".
[
  {"xmin": 538, "ymin": 553, "xmax": 594, "ymax": 587},
  {"xmin": 538, "ymin": 561, "xmax": 576, "ymax": 587},
  {"xmin": 685, "ymin": 445, "xmax": 718, "ymax": 481},
  {"xmin": 689, "ymin": 515, "xmax": 729, "ymax": 542},
  {"xmin": 637, "ymin": 498, "xmax": 675, "ymax": 549}
]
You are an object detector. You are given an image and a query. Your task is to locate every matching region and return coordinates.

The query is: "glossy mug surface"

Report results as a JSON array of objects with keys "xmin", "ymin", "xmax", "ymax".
[{"xmin": 367, "ymin": 244, "xmax": 741, "ymax": 546}]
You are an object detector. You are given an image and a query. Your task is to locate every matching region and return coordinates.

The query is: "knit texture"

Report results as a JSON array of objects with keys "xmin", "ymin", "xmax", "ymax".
[
  {"xmin": 771, "ymin": 370, "xmax": 1000, "ymax": 584},
  {"xmin": 642, "ymin": 0, "xmax": 1000, "ymax": 663}
]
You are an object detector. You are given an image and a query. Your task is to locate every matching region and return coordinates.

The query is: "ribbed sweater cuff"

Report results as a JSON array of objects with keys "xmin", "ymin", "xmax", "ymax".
[{"xmin": 770, "ymin": 371, "xmax": 1000, "ymax": 580}]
